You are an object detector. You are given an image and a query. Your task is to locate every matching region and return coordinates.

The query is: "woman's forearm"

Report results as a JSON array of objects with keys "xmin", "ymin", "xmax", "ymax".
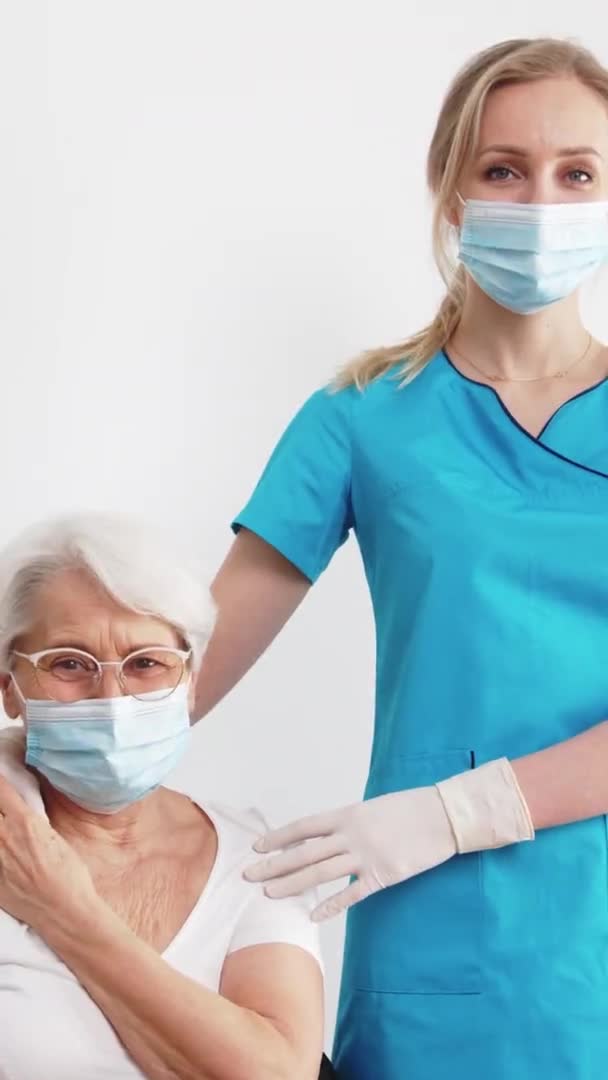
[
  {"xmin": 193, "ymin": 531, "xmax": 309, "ymax": 721},
  {"xmin": 43, "ymin": 903, "xmax": 299, "ymax": 1080},
  {"xmin": 512, "ymin": 719, "xmax": 608, "ymax": 830}
]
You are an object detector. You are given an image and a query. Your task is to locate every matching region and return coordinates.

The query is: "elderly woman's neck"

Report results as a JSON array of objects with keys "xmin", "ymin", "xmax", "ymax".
[{"xmin": 42, "ymin": 781, "xmax": 171, "ymax": 851}]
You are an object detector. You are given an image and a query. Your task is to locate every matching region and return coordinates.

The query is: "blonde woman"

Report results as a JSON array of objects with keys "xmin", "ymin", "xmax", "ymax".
[
  {"xmin": 218, "ymin": 38, "xmax": 608, "ymax": 1079},
  {"xmin": 3, "ymin": 36, "xmax": 608, "ymax": 1079}
]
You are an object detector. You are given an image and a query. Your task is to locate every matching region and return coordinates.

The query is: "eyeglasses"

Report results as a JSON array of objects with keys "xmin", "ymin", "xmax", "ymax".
[{"xmin": 11, "ymin": 646, "xmax": 192, "ymax": 702}]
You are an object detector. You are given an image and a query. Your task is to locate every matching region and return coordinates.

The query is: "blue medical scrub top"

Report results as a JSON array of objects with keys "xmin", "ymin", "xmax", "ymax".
[{"xmin": 233, "ymin": 350, "xmax": 608, "ymax": 1080}]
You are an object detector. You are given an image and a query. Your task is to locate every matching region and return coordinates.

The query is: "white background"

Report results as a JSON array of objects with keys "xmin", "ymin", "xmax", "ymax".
[{"xmin": 1, "ymin": 0, "xmax": 607, "ymax": 1050}]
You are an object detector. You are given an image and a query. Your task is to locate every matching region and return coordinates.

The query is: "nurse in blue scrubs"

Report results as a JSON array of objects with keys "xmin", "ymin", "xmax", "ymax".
[
  {"xmin": 237, "ymin": 38, "xmax": 608, "ymax": 1079},
  {"xmin": 2, "ymin": 34, "xmax": 608, "ymax": 1080}
]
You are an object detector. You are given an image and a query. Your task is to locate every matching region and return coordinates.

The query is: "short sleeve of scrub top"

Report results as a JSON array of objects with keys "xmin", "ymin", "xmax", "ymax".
[{"xmin": 232, "ymin": 387, "xmax": 354, "ymax": 582}]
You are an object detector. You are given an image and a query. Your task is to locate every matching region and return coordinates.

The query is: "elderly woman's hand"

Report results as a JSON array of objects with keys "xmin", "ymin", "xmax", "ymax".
[
  {"xmin": 0, "ymin": 727, "xmax": 47, "ymax": 815},
  {"xmin": 0, "ymin": 776, "xmax": 99, "ymax": 935}
]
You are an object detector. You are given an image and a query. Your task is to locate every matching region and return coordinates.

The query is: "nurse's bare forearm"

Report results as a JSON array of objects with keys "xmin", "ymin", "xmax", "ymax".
[
  {"xmin": 42, "ymin": 902, "xmax": 298, "ymax": 1080},
  {"xmin": 193, "ymin": 530, "xmax": 310, "ymax": 721},
  {"xmin": 512, "ymin": 720, "xmax": 608, "ymax": 829}
]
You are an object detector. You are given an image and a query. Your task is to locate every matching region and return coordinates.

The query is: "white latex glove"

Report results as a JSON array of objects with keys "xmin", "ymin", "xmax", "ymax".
[
  {"xmin": 245, "ymin": 758, "xmax": 534, "ymax": 921},
  {"xmin": 0, "ymin": 727, "xmax": 47, "ymax": 817}
]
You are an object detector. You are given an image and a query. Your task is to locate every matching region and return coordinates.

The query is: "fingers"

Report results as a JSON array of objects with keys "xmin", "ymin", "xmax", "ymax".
[
  {"xmin": 312, "ymin": 878, "xmax": 372, "ymax": 922},
  {"xmin": 263, "ymin": 853, "xmax": 356, "ymax": 899},
  {"xmin": 0, "ymin": 775, "xmax": 28, "ymax": 817},
  {"xmin": 0, "ymin": 728, "xmax": 26, "ymax": 753},
  {"xmin": 253, "ymin": 810, "xmax": 341, "ymax": 854},
  {"xmin": 245, "ymin": 835, "xmax": 345, "ymax": 884}
]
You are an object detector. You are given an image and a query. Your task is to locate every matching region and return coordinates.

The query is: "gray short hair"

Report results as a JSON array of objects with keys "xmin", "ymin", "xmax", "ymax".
[{"xmin": 0, "ymin": 512, "xmax": 216, "ymax": 672}]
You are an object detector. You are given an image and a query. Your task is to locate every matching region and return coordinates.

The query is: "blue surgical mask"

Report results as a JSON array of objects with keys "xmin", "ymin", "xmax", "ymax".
[
  {"xmin": 458, "ymin": 198, "xmax": 608, "ymax": 314},
  {"xmin": 16, "ymin": 681, "xmax": 191, "ymax": 814}
]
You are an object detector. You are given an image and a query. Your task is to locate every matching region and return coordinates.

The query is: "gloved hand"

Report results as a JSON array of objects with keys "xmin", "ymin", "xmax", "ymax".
[
  {"xmin": 244, "ymin": 758, "xmax": 534, "ymax": 921},
  {"xmin": 0, "ymin": 727, "xmax": 47, "ymax": 817}
]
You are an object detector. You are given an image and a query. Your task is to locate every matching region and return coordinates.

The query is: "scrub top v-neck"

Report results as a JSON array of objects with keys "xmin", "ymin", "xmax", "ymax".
[
  {"xmin": 443, "ymin": 347, "xmax": 608, "ymax": 473},
  {"xmin": 233, "ymin": 350, "xmax": 608, "ymax": 1080}
]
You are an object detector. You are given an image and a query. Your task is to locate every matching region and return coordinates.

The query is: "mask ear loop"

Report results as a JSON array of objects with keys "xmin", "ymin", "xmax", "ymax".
[
  {"xmin": 9, "ymin": 673, "xmax": 26, "ymax": 706},
  {"xmin": 452, "ymin": 192, "xmax": 467, "ymax": 238},
  {"xmin": 7, "ymin": 673, "xmax": 28, "ymax": 725}
]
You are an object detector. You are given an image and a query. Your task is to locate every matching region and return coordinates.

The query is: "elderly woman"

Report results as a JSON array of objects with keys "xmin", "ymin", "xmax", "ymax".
[{"xmin": 0, "ymin": 513, "xmax": 324, "ymax": 1080}]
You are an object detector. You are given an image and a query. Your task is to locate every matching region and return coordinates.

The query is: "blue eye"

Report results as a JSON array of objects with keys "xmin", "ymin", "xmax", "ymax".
[
  {"xmin": 568, "ymin": 168, "xmax": 593, "ymax": 184},
  {"xmin": 486, "ymin": 166, "xmax": 515, "ymax": 182}
]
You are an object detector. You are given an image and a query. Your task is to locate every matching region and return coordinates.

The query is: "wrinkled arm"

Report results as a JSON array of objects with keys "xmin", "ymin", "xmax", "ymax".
[
  {"xmin": 44, "ymin": 902, "xmax": 323, "ymax": 1080},
  {"xmin": 193, "ymin": 530, "xmax": 310, "ymax": 721}
]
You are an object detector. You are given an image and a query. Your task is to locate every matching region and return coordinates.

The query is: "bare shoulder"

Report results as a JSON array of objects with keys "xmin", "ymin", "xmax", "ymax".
[
  {"xmin": 189, "ymin": 799, "xmax": 325, "ymax": 1074},
  {"xmin": 221, "ymin": 941, "xmax": 324, "ymax": 1078}
]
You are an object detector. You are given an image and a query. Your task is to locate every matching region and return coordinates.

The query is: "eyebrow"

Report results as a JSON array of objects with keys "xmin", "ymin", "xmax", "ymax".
[
  {"xmin": 43, "ymin": 640, "xmax": 96, "ymax": 653},
  {"xmin": 478, "ymin": 143, "xmax": 603, "ymax": 159},
  {"xmin": 42, "ymin": 640, "xmax": 164, "ymax": 656}
]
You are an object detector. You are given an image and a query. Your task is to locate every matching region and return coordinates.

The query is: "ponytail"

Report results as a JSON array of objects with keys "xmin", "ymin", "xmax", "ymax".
[{"xmin": 334, "ymin": 266, "xmax": 466, "ymax": 390}]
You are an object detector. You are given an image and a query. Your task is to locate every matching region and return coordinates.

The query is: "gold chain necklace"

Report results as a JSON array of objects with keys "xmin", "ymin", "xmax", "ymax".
[{"xmin": 450, "ymin": 333, "xmax": 594, "ymax": 383}]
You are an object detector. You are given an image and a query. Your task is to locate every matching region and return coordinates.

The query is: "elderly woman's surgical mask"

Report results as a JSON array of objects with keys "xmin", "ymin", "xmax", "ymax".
[{"xmin": 10, "ymin": 647, "xmax": 192, "ymax": 814}]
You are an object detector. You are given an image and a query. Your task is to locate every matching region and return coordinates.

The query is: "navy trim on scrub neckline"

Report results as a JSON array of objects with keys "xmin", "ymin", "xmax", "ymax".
[{"xmin": 441, "ymin": 348, "xmax": 608, "ymax": 482}]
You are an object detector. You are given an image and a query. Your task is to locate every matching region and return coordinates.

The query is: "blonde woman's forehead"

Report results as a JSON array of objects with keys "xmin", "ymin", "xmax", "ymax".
[{"xmin": 477, "ymin": 78, "xmax": 608, "ymax": 159}]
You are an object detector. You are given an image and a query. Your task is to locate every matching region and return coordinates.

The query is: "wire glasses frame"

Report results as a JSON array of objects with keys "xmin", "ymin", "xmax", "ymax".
[{"xmin": 11, "ymin": 645, "xmax": 192, "ymax": 702}]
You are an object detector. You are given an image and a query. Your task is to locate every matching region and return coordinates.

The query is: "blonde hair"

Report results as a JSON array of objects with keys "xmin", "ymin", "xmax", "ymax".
[{"xmin": 337, "ymin": 37, "xmax": 608, "ymax": 389}]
